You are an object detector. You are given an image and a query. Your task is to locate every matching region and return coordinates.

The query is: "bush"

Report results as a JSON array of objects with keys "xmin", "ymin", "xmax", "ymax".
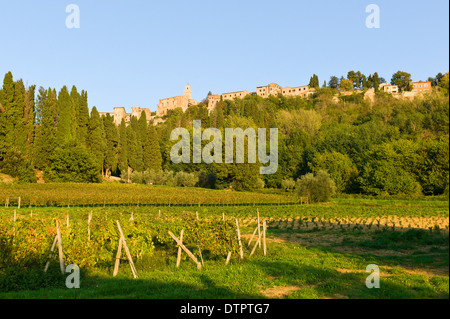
[
  {"xmin": 175, "ymin": 171, "xmax": 198, "ymax": 187},
  {"xmin": 255, "ymin": 177, "xmax": 265, "ymax": 189},
  {"xmin": 281, "ymin": 178, "xmax": 295, "ymax": 191},
  {"xmin": 295, "ymin": 170, "xmax": 336, "ymax": 202},
  {"xmin": 46, "ymin": 146, "xmax": 101, "ymax": 183}
]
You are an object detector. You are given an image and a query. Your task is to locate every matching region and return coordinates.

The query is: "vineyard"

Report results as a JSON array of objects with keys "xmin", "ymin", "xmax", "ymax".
[{"xmin": 0, "ymin": 187, "xmax": 448, "ymax": 298}]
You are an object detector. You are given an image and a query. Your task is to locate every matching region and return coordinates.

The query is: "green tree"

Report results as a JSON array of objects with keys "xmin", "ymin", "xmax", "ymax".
[
  {"xmin": 328, "ymin": 76, "xmax": 339, "ymax": 89},
  {"xmin": 143, "ymin": 123, "xmax": 162, "ymax": 171},
  {"xmin": 310, "ymin": 151, "xmax": 358, "ymax": 193},
  {"xmin": 295, "ymin": 170, "xmax": 336, "ymax": 202},
  {"xmin": 339, "ymin": 79, "xmax": 353, "ymax": 91},
  {"xmin": 103, "ymin": 113, "xmax": 118, "ymax": 177},
  {"xmin": 55, "ymin": 86, "xmax": 73, "ymax": 145},
  {"xmin": 391, "ymin": 70, "xmax": 412, "ymax": 92},
  {"xmin": 117, "ymin": 119, "xmax": 129, "ymax": 175},
  {"xmin": 33, "ymin": 87, "xmax": 57, "ymax": 170},
  {"xmin": 47, "ymin": 144, "xmax": 101, "ymax": 183},
  {"xmin": 87, "ymin": 106, "xmax": 106, "ymax": 174}
]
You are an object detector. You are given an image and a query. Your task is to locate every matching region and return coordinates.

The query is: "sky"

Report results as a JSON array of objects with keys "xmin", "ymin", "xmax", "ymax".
[{"xmin": 0, "ymin": 0, "xmax": 449, "ymax": 113}]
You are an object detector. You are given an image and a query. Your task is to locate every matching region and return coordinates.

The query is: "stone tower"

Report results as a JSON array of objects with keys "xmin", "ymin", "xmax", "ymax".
[{"xmin": 184, "ymin": 84, "xmax": 192, "ymax": 100}]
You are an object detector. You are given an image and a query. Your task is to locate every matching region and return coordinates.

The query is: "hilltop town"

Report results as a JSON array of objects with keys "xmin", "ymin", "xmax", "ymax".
[{"xmin": 99, "ymin": 79, "xmax": 433, "ymax": 126}]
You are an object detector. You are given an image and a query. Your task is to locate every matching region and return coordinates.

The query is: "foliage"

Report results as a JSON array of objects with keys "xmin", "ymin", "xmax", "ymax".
[{"xmin": 295, "ymin": 170, "xmax": 336, "ymax": 202}]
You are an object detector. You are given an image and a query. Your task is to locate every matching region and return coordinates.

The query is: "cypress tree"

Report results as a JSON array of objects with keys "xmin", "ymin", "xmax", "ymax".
[
  {"xmin": 87, "ymin": 106, "xmax": 106, "ymax": 174},
  {"xmin": 118, "ymin": 119, "xmax": 128, "ymax": 175},
  {"xmin": 103, "ymin": 113, "xmax": 118, "ymax": 177},
  {"xmin": 34, "ymin": 87, "xmax": 57, "ymax": 170},
  {"xmin": 143, "ymin": 123, "xmax": 162, "ymax": 171},
  {"xmin": 70, "ymin": 86, "xmax": 80, "ymax": 143},
  {"xmin": 129, "ymin": 116, "xmax": 144, "ymax": 171},
  {"xmin": 76, "ymin": 90, "xmax": 90, "ymax": 147},
  {"xmin": 56, "ymin": 86, "xmax": 73, "ymax": 146}
]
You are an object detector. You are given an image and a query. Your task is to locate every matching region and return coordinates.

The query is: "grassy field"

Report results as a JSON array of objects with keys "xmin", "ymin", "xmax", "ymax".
[{"xmin": 0, "ymin": 184, "xmax": 448, "ymax": 299}]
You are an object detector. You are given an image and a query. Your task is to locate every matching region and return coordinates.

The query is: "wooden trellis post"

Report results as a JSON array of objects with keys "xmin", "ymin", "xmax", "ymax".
[
  {"xmin": 113, "ymin": 220, "xmax": 138, "ymax": 279},
  {"xmin": 169, "ymin": 230, "xmax": 201, "ymax": 270},
  {"xmin": 88, "ymin": 211, "xmax": 92, "ymax": 241},
  {"xmin": 176, "ymin": 229, "xmax": 184, "ymax": 268},
  {"xmin": 44, "ymin": 220, "xmax": 65, "ymax": 274},
  {"xmin": 236, "ymin": 219, "xmax": 244, "ymax": 259},
  {"xmin": 263, "ymin": 220, "xmax": 267, "ymax": 256},
  {"xmin": 257, "ymin": 209, "xmax": 261, "ymax": 248}
]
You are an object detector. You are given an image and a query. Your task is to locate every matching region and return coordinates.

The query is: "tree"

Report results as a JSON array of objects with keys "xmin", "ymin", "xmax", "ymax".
[
  {"xmin": 339, "ymin": 79, "xmax": 353, "ymax": 91},
  {"xmin": 295, "ymin": 170, "xmax": 336, "ymax": 202},
  {"xmin": 103, "ymin": 113, "xmax": 118, "ymax": 177},
  {"xmin": 76, "ymin": 90, "xmax": 90, "ymax": 147},
  {"xmin": 309, "ymin": 74, "xmax": 319, "ymax": 89},
  {"xmin": 117, "ymin": 119, "xmax": 128, "ymax": 174},
  {"xmin": 87, "ymin": 106, "xmax": 106, "ymax": 174},
  {"xmin": 55, "ymin": 86, "xmax": 73, "ymax": 145},
  {"xmin": 47, "ymin": 144, "xmax": 101, "ymax": 183},
  {"xmin": 33, "ymin": 87, "xmax": 57, "ymax": 170},
  {"xmin": 143, "ymin": 123, "xmax": 162, "ymax": 171},
  {"xmin": 391, "ymin": 71, "xmax": 412, "ymax": 92},
  {"xmin": 309, "ymin": 151, "xmax": 358, "ymax": 193},
  {"xmin": 372, "ymin": 72, "xmax": 381, "ymax": 92},
  {"xmin": 328, "ymin": 76, "xmax": 339, "ymax": 89}
]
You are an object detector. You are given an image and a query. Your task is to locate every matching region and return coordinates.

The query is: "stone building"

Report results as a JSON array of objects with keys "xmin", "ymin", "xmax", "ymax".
[
  {"xmin": 379, "ymin": 83, "xmax": 399, "ymax": 94},
  {"xmin": 207, "ymin": 94, "xmax": 221, "ymax": 111},
  {"xmin": 256, "ymin": 83, "xmax": 282, "ymax": 98},
  {"xmin": 282, "ymin": 85, "xmax": 315, "ymax": 97},
  {"xmin": 411, "ymin": 81, "xmax": 432, "ymax": 93},
  {"xmin": 99, "ymin": 106, "xmax": 153, "ymax": 126},
  {"xmin": 156, "ymin": 85, "xmax": 199, "ymax": 117},
  {"xmin": 222, "ymin": 90, "xmax": 249, "ymax": 101}
]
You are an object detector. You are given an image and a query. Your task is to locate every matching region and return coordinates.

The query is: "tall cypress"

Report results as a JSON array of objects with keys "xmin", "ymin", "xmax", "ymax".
[
  {"xmin": 33, "ymin": 87, "xmax": 57, "ymax": 170},
  {"xmin": 144, "ymin": 123, "xmax": 162, "ymax": 171},
  {"xmin": 87, "ymin": 106, "xmax": 106, "ymax": 174},
  {"xmin": 56, "ymin": 86, "xmax": 73, "ymax": 146},
  {"xmin": 118, "ymin": 118, "xmax": 128, "ymax": 174},
  {"xmin": 103, "ymin": 113, "xmax": 118, "ymax": 176},
  {"xmin": 76, "ymin": 90, "xmax": 90, "ymax": 147}
]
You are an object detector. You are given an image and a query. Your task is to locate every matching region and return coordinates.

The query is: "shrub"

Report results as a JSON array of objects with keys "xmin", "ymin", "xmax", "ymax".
[
  {"xmin": 295, "ymin": 170, "xmax": 336, "ymax": 202},
  {"xmin": 175, "ymin": 171, "xmax": 198, "ymax": 187},
  {"xmin": 254, "ymin": 177, "xmax": 265, "ymax": 189},
  {"xmin": 281, "ymin": 178, "xmax": 295, "ymax": 191}
]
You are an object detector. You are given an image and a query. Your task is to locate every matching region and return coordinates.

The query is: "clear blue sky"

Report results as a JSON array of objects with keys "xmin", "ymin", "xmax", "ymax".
[{"xmin": 1, "ymin": 0, "xmax": 448, "ymax": 113}]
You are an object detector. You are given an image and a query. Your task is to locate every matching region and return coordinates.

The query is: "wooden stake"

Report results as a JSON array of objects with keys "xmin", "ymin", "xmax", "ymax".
[
  {"xmin": 13, "ymin": 209, "xmax": 16, "ymax": 222},
  {"xmin": 247, "ymin": 227, "xmax": 258, "ymax": 248},
  {"xmin": 116, "ymin": 220, "xmax": 138, "ymax": 279},
  {"xmin": 225, "ymin": 251, "xmax": 232, "ymax": 265},
  {"xmin": 257, "ymin": 209, "xmax": 261, "ymax": 248},
  {"xmin": 88, "ymin": 212, "xmax": 92, "ymax": 241},
  {"xmin": 56, "ymin": 221, "xmax": 65, "ymax": 274},
  {"xmin": 249, "ymin": 236, "xmax": 260, "ymax": 258},
  {"xmin": 168, "ymin": 231, "xmax": 201, "ymax": 270},
  {"xmin": 113, "ymin": 237, "xmax": 123, "ymax": 277},
  {"xmin": 18, "ymin": 197, "xmax": 21, "ymax": 209},
  {"xmin": 44, "ymin": 234, "xmax": 58, "ymax": 273},
  {"xmin": 198, "ymin": 247, "xmax": 204, "ymax": 267},
  {"xmin": 235, "ymin": 219, "xmax": 244, "ymax": 259},
  {"xmin": 222, "ymin": 213, "xmax": 225, "ymax": 221},
  {"xmin": 176, "ymin": 229, "xmax": 184, "ymax": 268},
  {"xmin": 196, "ymin": 211, "xmax": 199, "ymax": 220},
  {"xmin": 263, "ymin": 220, "xmax": 267, "ymax": 256}
]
